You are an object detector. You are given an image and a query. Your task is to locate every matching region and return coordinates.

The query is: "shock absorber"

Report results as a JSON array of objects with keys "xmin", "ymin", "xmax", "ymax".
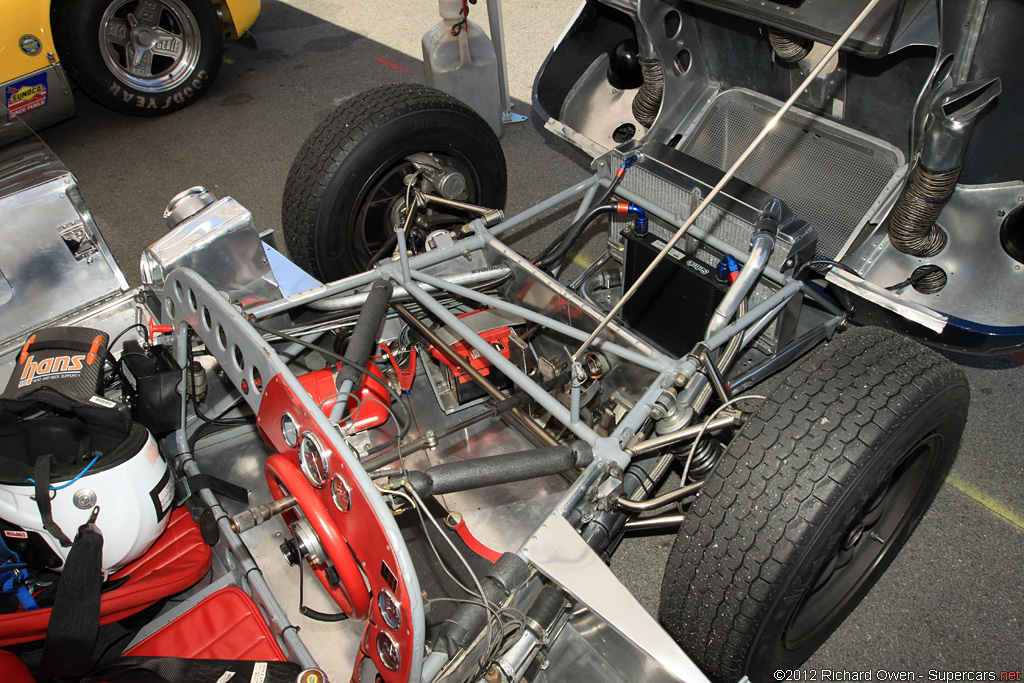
[{"xmin": 889, "ymin": 78, "xmax": 1001, "ymax": 257}]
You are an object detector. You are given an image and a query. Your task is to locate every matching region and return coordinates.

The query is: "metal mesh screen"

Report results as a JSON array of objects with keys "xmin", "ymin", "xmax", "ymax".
[{"xmin": 681, "ymin": 89, "xmax": 903, "ymax": 259}]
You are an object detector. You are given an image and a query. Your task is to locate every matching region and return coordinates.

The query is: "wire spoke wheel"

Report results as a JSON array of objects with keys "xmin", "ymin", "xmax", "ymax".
[
  {"xmin": 348, "ymin": 153, "xmax": 483, "ymax": 271},
  {"xmin": 282, "ymin": 84, "xmax": 507, "ymax": 282}
]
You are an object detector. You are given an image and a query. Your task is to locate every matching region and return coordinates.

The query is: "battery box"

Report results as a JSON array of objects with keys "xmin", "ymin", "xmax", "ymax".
[{"xmin": 119, "ymin": 341, "xmax": 181, "ymax": 434}]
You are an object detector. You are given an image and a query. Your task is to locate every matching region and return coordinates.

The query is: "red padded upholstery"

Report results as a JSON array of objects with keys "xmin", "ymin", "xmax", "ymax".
[
  {"xmin": 0, "ymin": 650, "xmax": 35, "ymax": 683},
  {"xmin": 0, "ymin": 507, "xmax": 211, "ymax": 647},
  {"xmin": 126, "ymin": 587, "xmax": 287, "ymax": 661}
]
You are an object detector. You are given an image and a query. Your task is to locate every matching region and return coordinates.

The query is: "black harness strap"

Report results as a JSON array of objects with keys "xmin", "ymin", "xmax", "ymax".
[
  {"xmin": 34, "ymin": 455, "xmax": 72, "ymax": 548},
  {"xmin": 175, "ymin": 473, "xmax": 249, "ymax": 506},
  {"xmin": 38, "ymin": 509, "xmax": 104, "ymax": 681},
  {"xmin": 81, "ymin": 657, "xmax": 303, "ymax": 683}
]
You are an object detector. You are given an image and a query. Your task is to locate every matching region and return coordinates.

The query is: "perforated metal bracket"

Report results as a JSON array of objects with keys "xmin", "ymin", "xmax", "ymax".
[{"xmin": 162, "ymin": 268, "xmax": 273, "ymax": 414}]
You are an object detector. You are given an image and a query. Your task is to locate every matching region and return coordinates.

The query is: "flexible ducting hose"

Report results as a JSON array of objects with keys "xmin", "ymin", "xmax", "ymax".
[
  {"xmin": 632, "ymin": 58, "xmax": 664, "ymax": 127},
  {"xmin": 888, "ymin": 78, "xmax": 1001, "ymax": 257},
  {"xmin": 768, "ymin": 28, "xmax": 811, "ymax": 62},
  {"xmin": 888, "ymin": 164, "xmax": 956, "ymax": 257}
]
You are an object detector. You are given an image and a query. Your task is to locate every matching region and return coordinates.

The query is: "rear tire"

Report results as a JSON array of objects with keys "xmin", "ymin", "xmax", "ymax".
[
  {"xmin": 659, "ymin": 327, "xmax": 969, "ymax": 682},
  {"xmin": 282, "ymin": 83, "xmax": 507, "ymax": 282}
]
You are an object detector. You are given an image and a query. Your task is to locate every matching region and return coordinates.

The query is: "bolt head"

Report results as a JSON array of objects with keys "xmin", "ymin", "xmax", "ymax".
[{"xmin": 73, "ymin": 489, "xmax": 97, "ymax": 510}]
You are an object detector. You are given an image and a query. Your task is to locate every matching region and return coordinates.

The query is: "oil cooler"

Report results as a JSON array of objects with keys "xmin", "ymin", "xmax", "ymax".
[{"xmin": 611, "ymin": 141, "xmax": 817, "ymax": 355}]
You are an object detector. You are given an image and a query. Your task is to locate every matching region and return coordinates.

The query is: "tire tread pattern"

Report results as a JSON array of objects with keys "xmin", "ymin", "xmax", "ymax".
[
  {"xmin": 282, "ymin": 83, "xmax": 506, "ymax": 278},
  {"xmin": 660, "ymin": 327, "xmax": 968, "ymax": 680}
]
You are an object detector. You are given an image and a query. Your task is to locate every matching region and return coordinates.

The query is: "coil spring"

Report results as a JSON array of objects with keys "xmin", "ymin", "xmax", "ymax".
[
  {"xmin": 682, "ymin": 438, "xmax": 722, "ymax": 483},
  {"xmin": 768, "ymin": 28, "xmax": 812, "ymax": 62},
  {"xmin": 889, "ymin": 163, "xmax": 958, "ymax": 257},
  {"xmin": 632, "ymin": 58, "xmax": 664, "ymax": 128}
]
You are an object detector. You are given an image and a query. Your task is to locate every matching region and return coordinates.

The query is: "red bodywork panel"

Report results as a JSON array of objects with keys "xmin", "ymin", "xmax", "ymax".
[{"xmin": 295, "ymin": 361, "xmax": 391, "ymax": 431}]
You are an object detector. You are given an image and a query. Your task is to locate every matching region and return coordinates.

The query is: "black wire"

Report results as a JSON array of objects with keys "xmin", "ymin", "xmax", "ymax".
[
  {"xmin": 251, "ymin": 322, "xmax": 411, "ymax": 439},
  {"xmin": 794, "ymin": 258, "xmax": 863, "ymax": 281},
  {"xmin": 108, "ymin": 323, "xmax": 149, "ymax": 352},
  {"xmin": 186, "ymin": 341, "xmax": 252, "ymax": 427},
  {"xmin": 885, "ymin": 264, "xmax": 944, "ymax": 292},
  {"xmin": 297, "ymin": 556, "xmax": 348, "ymax": 622},
  {"xmin": 105, "ymin": 323, "xmax": 150, "ymax": 387},
  {"xmin": 532, "ymin": 177, "xmax": 623, "ymax": 268}
]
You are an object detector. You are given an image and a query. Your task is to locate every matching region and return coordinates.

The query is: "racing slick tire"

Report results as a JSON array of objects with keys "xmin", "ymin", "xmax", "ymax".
[
  {"xmin": 282, "ymin": 83, "xmax": 507, "ymax": 282},
  {"xmin": 52, "ymin": 0, "xmax": 223, "ymax": 116},
  {"xmin": 660, "ymin": 326, "xmax": 969, "ymax": 682}
]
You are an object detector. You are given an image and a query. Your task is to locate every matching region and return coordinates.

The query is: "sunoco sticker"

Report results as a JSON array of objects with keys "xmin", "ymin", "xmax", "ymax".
[{"xmin": 6, "ymin": 72, "xmax": 47, "ymax": 122}]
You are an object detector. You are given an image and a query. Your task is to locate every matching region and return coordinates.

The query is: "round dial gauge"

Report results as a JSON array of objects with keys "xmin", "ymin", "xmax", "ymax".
[
  {"xmin": 376, "ymin": 631, "xmax": 401, "ymax": 671},
  {"xmin": 298, "ymin": 432, "xmax": 330, "ymax": 488},
  {"xmin": 281, "ymin": 413, "xmax": 299, "ymax": 447},
  {"xmin": 378, "ymin": 589, "xmax": 401, "ymax": 630}
]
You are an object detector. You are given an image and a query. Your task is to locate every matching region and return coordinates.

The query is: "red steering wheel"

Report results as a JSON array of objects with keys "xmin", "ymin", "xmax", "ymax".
[{"xmin": 265, "ymin": 453, "xmax": 371, "ymax": 619}]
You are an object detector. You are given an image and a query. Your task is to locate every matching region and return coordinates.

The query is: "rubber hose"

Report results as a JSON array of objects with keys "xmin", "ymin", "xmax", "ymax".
[
  {"xmin": 336, "ymin": 279, "xmax": 393, "ymax": 390},
  {"xmin": 888, "ymin": 163, "xmax": 956, "ymax": 257},
  {"xmin": 537, "ymin": 203, "xmax": 618, "ymax": 271},
  {"xmin": 632, "ymin": 58, "xmax": 664, "ymax": 128}
]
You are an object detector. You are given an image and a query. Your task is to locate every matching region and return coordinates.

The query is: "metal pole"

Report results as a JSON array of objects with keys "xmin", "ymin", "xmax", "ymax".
[
  {"xmin": 486, "ymin": 0, "xmax": 527, "ymax": 124},
  {"xmin": 400, "ymin": 284, "xmax": 600, "ymax": 444},
  {"xmin": 570, "ymin": 0, "xmax": 885, "ymax": 363},
  {"xmin": 410, "ymin": 270, "xmax": 673, "ymax": 373}
]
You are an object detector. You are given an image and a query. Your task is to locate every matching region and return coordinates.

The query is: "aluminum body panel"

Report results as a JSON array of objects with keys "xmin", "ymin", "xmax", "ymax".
[
  {"xmin": 521, "ymin": 512, "xmax": 711, "ymax": 683},
  {"xmin": 143, "ymin": 196, "xmax": 283, "ymax": 308},
  {"xmin": 0, "ymin": 137, "xmax": 128, "ymax": 349},
  {"xmin": 847, "ymin": 182, "xmax": 1024, "ymax": 330}
]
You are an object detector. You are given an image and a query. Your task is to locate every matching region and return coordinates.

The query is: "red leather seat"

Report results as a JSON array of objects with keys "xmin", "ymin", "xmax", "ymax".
[
  {"xmin": 0, "ymin": 650, "xmax": 34, "ymax": 683},
  {"xmin": 0, "ymin": 587, "xmax": 288, "ymax": 681},
  {"xmin": 0, "ymin": 507, "xmax": 212, "ymax": 647},
  {"xmin": 126, "ymin": 587, "xmax": 287, "ymax": 661}
]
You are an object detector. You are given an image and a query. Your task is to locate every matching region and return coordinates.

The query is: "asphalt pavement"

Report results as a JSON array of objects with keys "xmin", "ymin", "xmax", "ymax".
[{"xmin": 36, "ymin": 0, "xmax": 1023, "ymax": 678}]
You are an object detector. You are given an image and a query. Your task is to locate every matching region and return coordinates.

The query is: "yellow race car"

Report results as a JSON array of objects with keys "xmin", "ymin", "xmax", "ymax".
[{"xmin": 1, "ymin": 0, "xmax": 259, "ymax": 131}]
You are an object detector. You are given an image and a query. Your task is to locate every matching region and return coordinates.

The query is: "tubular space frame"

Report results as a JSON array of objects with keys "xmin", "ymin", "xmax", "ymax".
[
  {"xmin": 250, "ymin": 171, "xmax": 804, "ymax": 454},
  {"xmin": 162, "ymin": 170, "xmax": 807, "ymax": 680}
]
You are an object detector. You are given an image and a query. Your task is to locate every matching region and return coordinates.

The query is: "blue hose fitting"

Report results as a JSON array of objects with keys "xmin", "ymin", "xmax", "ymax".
[
  {"xmin": 616, "ymin": 155, "xmax": 639, "ymax": 178},
  {"xmin": 627, "ymin": 204, "xmax": 648, "ymax": 234}
]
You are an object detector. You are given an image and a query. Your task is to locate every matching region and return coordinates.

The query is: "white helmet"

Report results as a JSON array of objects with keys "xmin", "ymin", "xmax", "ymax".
[{"xmin": 0, "ymin": 327, "xmax": 173, "ymax": 572}]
